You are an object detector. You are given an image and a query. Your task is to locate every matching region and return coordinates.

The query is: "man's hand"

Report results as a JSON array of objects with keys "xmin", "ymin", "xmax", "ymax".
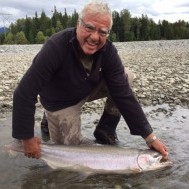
[
  {"xmin": 145, "ymin": 133, "xmax": 169, "ymax": 160},
  {"xmin": 22, "ymin": 137, "xmax": 41, "ymax": 159}
]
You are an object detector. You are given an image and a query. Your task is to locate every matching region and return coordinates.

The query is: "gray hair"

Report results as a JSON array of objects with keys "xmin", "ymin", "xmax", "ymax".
[{"xmin": 79, "ymin": 1, "xmax": 113, "ymax": 28}]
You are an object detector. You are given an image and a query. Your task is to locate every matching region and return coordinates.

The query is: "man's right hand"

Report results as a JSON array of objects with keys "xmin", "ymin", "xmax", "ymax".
[{"xmin": 22, "ymin": 137, "xmax": 41, "ymax": 159}]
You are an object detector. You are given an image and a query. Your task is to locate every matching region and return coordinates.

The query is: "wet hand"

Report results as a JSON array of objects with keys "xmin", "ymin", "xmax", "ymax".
[
  {"xmin": 149, "ymin": 139, "xmax": 169, "ymax": 160},
  {"xmin": 145, "ymin": 134, "xmax": 169, "ymax": 160},
  {"xmin": 22, "ymin": 137, "xmax": 41, "ymax": 159}
]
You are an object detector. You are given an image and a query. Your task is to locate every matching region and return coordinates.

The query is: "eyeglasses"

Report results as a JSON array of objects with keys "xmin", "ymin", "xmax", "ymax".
[{"xmin": 79, "ymin": 19, "xmax": 110, "ymax": 37}]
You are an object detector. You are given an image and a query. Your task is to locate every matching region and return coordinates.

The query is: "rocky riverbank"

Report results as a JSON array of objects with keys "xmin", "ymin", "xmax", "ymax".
[
  {"xmin": 117, "ymin": 40, "xmax": 189, "ymax": 108},
  {"xmin": 0, "ymin": 40, "xmax": 189, "ymax": 117}
]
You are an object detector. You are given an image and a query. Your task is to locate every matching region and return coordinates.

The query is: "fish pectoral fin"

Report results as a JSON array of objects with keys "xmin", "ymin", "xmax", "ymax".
[
  {"xmin": 43, "ymin": 160, "xmax": 60, "ymax": 170},
  {"xmin": 77, "ymin": 171, "xmax": 94, "ymax": 181},
  {"xmin": 7, "ymin": 150, "xmax": 20, "ymax": 158},
  {"xmin": 131, "ymin": 167, "xmax": 142, "ymax": 173}
]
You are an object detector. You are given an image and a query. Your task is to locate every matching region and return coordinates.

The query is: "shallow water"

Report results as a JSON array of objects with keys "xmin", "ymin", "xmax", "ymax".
[{"xmin": 0, "ymin": 105, "xmax": 189, "ymax": 189}]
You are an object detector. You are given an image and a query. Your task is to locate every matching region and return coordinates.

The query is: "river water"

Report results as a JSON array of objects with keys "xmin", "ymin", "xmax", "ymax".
[{"xmin": 0, "ymin": 104, "xmax": 189, "ymax": 189}]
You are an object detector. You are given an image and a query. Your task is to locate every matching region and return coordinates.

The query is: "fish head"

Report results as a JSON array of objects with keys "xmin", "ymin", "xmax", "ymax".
[{"xmin": 137, "ymin": 150, "xmax": 173, "ymax": 171}]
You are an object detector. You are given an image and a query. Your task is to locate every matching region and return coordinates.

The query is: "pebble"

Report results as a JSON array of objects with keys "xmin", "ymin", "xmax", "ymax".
[{"xmin": 0, "ymin": 41, "xmax": 189, "ymax": 115}]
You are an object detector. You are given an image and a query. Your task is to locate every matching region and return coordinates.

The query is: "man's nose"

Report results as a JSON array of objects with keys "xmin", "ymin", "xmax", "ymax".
[{"xmin": 90, "ymin": 30, "xmax": 100, "ymax": 40}]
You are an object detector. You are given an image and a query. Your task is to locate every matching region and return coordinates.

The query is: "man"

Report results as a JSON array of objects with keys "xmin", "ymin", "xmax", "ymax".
[{"xmin": 12, "ymin": 1, "xmax": 168, "ymax": 159}]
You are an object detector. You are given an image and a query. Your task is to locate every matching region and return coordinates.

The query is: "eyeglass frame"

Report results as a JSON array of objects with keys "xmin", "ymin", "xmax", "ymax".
[{"xmin": 79, "ymin": 19, "xmax": 110, "ymax": 37}]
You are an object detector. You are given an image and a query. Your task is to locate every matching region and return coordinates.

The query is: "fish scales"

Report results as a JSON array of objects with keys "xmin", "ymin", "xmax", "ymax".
[
  {"xmin": 41, "ymin": 144, "xmax": 139, "ymax": 171},
  {"xmin": 4, "ymin": 140, "xmax": 173, "ymax": 174}
]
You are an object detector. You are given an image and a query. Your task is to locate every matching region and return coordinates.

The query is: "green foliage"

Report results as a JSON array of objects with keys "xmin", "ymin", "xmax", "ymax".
[
  {"xmin": 1, "ymin": 7, "xmax": 189, "ymax": 44},
  {"xmin": 0, "ymin": 33, "xmax": 5, "ymax": 44},
  {"xmin": 35, "ymin": 31, "xmax": 47, "ymax": 44},
  {"xmin": 4, "ymin": 32, "xmax": 14, "ymax": 44},
  {"xmin": 15, "ymin": 31, "xmax": 28, "ymax": 44},
  {"xmin": 108, "ymin": 31, "xmax": 117, "ymax": 42},
  {"xmin": 55, "ymin": 20, "xmax": 63, "ymax": 32}
]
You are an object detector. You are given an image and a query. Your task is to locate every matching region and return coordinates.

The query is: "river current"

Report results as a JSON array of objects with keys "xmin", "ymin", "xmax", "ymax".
[{"xmin": 0, "ymin": 104, "xmax": 188, "ymax": 189}]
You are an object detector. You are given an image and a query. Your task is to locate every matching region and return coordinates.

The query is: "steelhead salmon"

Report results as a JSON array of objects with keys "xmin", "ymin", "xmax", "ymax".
[{"xmin": 4, "ymin": 140, "xmax": 172, "ymax": 174}]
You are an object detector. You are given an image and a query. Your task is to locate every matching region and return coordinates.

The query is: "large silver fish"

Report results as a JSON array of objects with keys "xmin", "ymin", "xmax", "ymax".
[{"xmin": 4, "ymin": 140, "xmax": 172, "ymax": 175}]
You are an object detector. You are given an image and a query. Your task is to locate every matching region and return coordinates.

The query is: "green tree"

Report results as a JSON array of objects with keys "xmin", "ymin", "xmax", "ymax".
[
  {"xmin": 28, "ymin": 29, "xmax": 35, "ymax": 44},
  {"xmin": 139, "ymin": 15, "xmax": 150, "ymax": 40},
  {"xmin": 130, "ymin": 17, "xmax": 141, "ymax": 40},
  {"xmin": 15, "ymin": 31, "xmax": 28, "ymax": 44},
  {"xmin": 46, "ymin": 28, "xmax": 54, "ymax": 37},
  {"xmin": 62, "ymin": 8, "xmax": 69, "ymax": 29},
  {"xmin": 34, "ymin": 12, "xmax": 40, "ymax": 31},
  {"xmin": 2, "ymin": 7, "xmax": 189, "ymax": 44},
  {"xmin": 35, "ymin": 31, "xmax": 47, "ymax": 44},
  {"xmin": 4, "ymin": 32, "xmax": 14, "ymax": 44},
  {"xmin": 24, "ymin": 17, "xmax": 32, "ymax": 41},
  {"xmin": 51, "ymin": 6, "xmax": 59, "ymax": 28},
  {"xmin": 112, "ymin": 11, "xmax": 121, "ymax": 41},
  {"xmin": 55, "ymin": 20, "xmax": 63, "ymax": 32},
  {"xmin": 14, "ymin": 19, "xmax": 25, "ymax": 33},
  {"xmin": 29, "ymin": 17, "xmax": 39, "ymax": 43},
  {"xmin": 67, "ymin": 9, "xmax": 78, "ymax": 27},
  {"xmin": 120, "ymin": 9, "xmax": 131, "ymax": 41},
  {"xmin": 173, "ymin": 20, "xmax": 189, "ymax": 39},
  {"xmin": 10, "ymin": 23, "xmax": 17, "ymax": 35},
  {"xmin": 109, "ymin": 31, "xmax": 117, "ymax": 42},
  {"xmin": 40, "ymin": 10, "xmax": 50, "ymax": 35},
  {"xmin": 160, "ymin": 20, "xmax": 174, "ymax": 39},
  {"xmin": 0, "ymin": 33, "xmax": 5, "ymax": 44},
  {"xmin": 149, "ymin": 19, "xmax": 161, "ymax": 40}
]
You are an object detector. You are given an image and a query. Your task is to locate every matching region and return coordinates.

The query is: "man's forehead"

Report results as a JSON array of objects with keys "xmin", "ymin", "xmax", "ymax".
[{"xmin": 82, "ymin": 13, "xmax": 111, "ymax": 23}]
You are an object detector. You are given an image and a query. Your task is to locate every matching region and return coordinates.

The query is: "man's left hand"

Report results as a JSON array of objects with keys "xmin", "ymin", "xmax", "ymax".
[{"xmin": 145, "ymin": 133, "xmax": 169, "ymax": 160}]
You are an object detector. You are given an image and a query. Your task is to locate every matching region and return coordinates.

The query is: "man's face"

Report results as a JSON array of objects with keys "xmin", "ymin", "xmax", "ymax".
[{"xmin": 76, "ymin": 13, "xmax": 111, "ymax": 55}]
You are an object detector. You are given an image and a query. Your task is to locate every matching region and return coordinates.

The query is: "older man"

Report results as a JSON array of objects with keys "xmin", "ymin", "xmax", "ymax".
[{"xmin": 12, "ymin": 1, "xmax": 168, "ymax": 159}]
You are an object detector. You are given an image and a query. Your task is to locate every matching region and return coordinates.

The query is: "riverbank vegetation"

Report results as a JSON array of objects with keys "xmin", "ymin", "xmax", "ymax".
[{"xmin": 0, "ymin": 7, "xmax": 189, "ymax": 44}]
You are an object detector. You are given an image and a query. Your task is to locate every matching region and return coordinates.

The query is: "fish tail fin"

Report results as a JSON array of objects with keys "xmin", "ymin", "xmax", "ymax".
[
  {"xmin": 7, "ymin": 149, "xmax": 20, "ymax": 157},
  {"xmin": 4, "ymin": 139, "xmax": 25, "ymax": 154}
]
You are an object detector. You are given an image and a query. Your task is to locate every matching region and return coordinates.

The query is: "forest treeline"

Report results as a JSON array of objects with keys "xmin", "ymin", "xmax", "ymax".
[{"xmin": 0, "ymin": 7, "xmax": 189, "ymax": 44}]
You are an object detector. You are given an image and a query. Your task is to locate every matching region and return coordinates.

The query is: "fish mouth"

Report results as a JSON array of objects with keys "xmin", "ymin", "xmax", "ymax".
[{"xmin": 137, "ymin": 151, "xmax": 173, "ymax": 171}]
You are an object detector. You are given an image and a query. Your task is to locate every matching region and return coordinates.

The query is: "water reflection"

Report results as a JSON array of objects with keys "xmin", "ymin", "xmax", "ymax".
[{"xmin": 21, "ymin": 166, "xmax": 174, "ymax": 189}]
